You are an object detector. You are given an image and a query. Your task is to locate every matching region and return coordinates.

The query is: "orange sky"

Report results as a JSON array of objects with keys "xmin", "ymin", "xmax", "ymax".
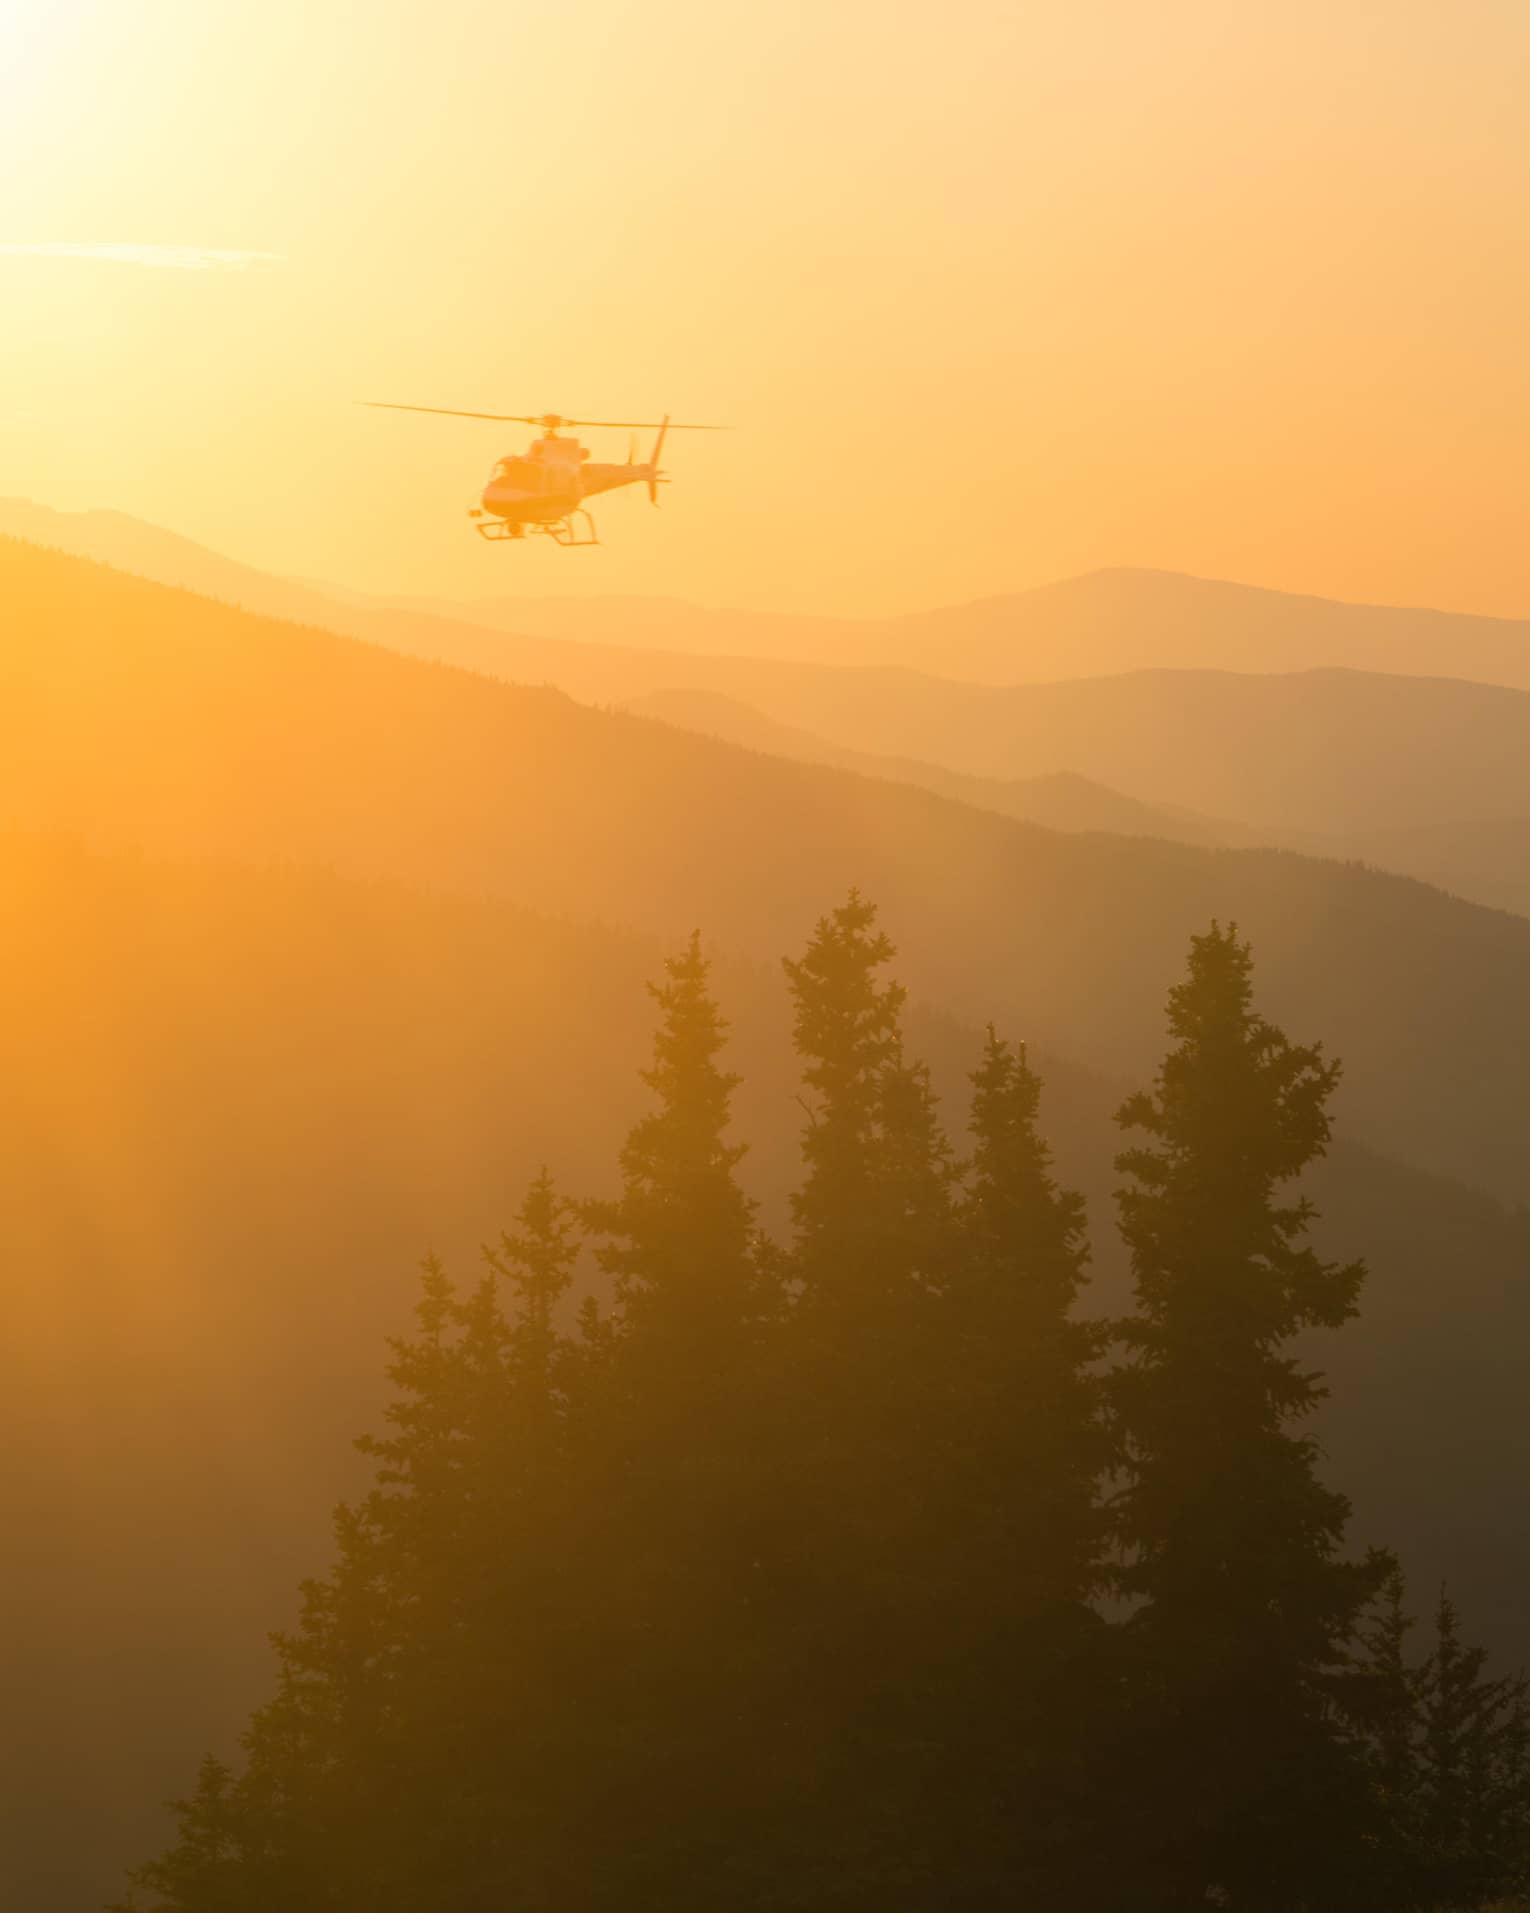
[{"xmin": 2, "ymin": 0, "xmax": 1527, "ymax": 617}]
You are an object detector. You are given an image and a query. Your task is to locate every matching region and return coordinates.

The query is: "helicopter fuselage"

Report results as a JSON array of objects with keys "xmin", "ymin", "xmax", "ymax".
[{"xmin": 478, "ymin": 434, "xmax": 655, "ymax": 527}]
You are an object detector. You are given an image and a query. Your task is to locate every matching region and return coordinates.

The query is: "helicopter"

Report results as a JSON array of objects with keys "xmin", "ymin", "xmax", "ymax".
[{"xmin": 362, "ymin": 403, "xmax": 723, "ymax": 546}]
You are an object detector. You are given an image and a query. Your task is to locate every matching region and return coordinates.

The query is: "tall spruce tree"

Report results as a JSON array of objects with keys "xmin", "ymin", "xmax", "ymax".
[
  {"xmin": 116, "ymin": 1197, "xmax": 584, "ymax": 1913},
  {"xmin": 582, "ymin": 930, "xmax": 759, "ymax": 1351},
  {"xmin": 1355, "ymin": 1571, "xmax": 1530, "ymax": 1909},
  {"xmin": 1111, "ymin": 924, "xmax": 1387, "ymax": 1910},
  {"xmin": 929, "ymin": 1028, "xmax": 1115, "ymax": 1900},
  {"xmin": 485, "ymin": 1166, "xmax": 579, "ymax": 1459},
  {"xmin": 785, "ymin": 891, "xmax": 913, "ymax": 1300},
  {"xmin": 107, "ymin": 1756, "xmax": 282, "ymax": 1913},
  {"xmin": 575, "ymin": 932, "xmax": 777, "ymax": 1903},
  {"xmin": 1355, "ymin": 1561, "xmax": 1421, "ymax": 1904},
  {"xmin": 778, "ymin": 893, "xmax": 961, "ymax": 1897},
  {"xmin": 1411, "ymin": 1587, "xmax": 1530, "ymax": 1907},
  {"xmin": 956, "ymin": 1028, "xmax": 1106, "ymax": 1619},
  {"xmin": 783, "ymin": 892, "xmax": 959, "ymax": 1336}
]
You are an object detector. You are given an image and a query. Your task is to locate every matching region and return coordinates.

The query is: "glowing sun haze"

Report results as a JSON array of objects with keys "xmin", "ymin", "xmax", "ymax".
[{"xmin": 2, "ymin": 0, "xmax": 1527, "ymax": 616}]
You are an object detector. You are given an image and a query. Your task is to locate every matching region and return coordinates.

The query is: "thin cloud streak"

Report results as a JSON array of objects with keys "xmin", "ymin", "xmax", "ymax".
[{"xmin": 0, "ymin": 242, "xmax": 283, "ymax": 270}]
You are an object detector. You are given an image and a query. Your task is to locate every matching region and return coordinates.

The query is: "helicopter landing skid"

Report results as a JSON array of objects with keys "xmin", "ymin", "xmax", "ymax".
[
  {"xmin": 542, "ymin": 510, "xmax": 599, "ymax": 548},
  {"xmin": 470, "ymin": 510, "xmax": 599, "ymax": 547},
  {"xmin": 472, "ymin": 516, "xmax": 525, "ymax": 542}
]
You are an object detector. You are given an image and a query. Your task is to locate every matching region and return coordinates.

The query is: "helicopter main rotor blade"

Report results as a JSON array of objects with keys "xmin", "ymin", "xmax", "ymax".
[
  {"xmin": 362, "ymin": 402, "xmax": 547, "ymax": 424},
  {"xmin": 559, "ymin": 417, "xmax": 727, "ymax": 431},
  {"xmin": 363, "ymin": 403, "xmax": 727, "ymax": 430}
]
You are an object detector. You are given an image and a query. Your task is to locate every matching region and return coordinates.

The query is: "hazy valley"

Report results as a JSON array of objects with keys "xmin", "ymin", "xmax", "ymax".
[{"xmin": 7, "ymin": 521, "xmax": 1530, "ymax": 1908}]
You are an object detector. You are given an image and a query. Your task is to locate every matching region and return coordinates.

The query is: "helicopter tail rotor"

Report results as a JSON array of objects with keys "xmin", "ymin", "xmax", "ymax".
[{"xmin": 647, "ymin": 415, "xmax": 670, "ymax": 504}]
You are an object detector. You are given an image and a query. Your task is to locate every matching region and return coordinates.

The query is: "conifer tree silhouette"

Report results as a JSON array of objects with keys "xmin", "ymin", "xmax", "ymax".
[
  {"xmin": 1354, "ymin": 1569, "xmax": 1530, "ymax": 1908},
  {"xmin": 574, "ymin": 931, "xmax": 777, "ymax": 1901},
  {"xmin": 108, "ymin": 1756, "xmax": 268, "ymax": 1913},
  {"xmin": 778, "ymin": 892, "xmax": 961, "ymax": 1895},
  {"xmin": 1411, "ymin": 1587, "xmax": 1530, "ymax": 1906},
  {"xmin": 487, "ymin": 1166, "xmax": 579, "ymax": 1451},
  {"xmin": 783, "ymin": 890, "xmax": 914, "ymax": 1302},
  {"xmin": 1111, "ymin": 923, "xmax": 1387, "ymax": 1909},
  {"xmin": 116, "ymin": 1208, "xmax": 587, "ymax": 1911},
  {"xmin": 926, "ymin": 1027, "xmax": 1116, "ymax": 1900},
  {"xmin": 583, "ymin": 930, "xmax": 760, "ymax": 1349},
  {"xmin": 956, "ymin": 1027, "xmax": 1106, "ymax": 1615},
  {"xmin": 1356, "ymin": 1561, "xmax": 1422, "ymax": 1901}
]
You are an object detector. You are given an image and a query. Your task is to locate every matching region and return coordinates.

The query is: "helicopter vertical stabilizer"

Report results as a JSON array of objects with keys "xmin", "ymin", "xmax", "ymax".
[{"xmin": 647, "ymin": 415, "xmax": 670, "ymax": 504}]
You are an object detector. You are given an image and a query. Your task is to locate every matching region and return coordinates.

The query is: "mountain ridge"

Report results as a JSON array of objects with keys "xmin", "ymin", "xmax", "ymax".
[
  {"xmin": 625, "ymin": 684, "xmax": 1243, "ymax": 848},
  {"xmin": 8, "ymin": 496, "xmax": 1530, "ymax": 688},
  {"xmin": 8, "ymin": 533, "xmax": 1530, "ymax": 1205},
  {"xmin": 11, "ymin": 520, "xmax": 1530, "ymax": 907}
]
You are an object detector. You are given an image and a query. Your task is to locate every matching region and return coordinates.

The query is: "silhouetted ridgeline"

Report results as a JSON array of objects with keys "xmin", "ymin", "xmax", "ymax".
[
  {"xmin": 623, "ymin": 684, "xmax": 1242, "ymax": 845},
  {"xmin": 9, "ymin": 500, "xmax": 1530, "ymax": 690},
  {"xmin": 402, "ymin": 564, "xmax": 1530, "ymax": 689},
  {"xmin": 13, "ymin": 511, "xmax": 1530, "ymax": 915}
]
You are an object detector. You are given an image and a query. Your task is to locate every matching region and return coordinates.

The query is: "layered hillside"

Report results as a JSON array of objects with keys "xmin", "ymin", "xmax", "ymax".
[
  {"xmin": 322, "ymin": 558, "xmax": 1530, "ymax": 689},
  {"xmin": 14, "ymin": 497, "xmax": 1530, "ymax": 696},
  {"xmin": 7, "ymin": 535, "xmax": 1530, "ymax": 1202},
  {"xmin": 626, "ymin": 686, "xmax": 1530, "ymax": 918},
  {"xmin": 625, "ymin": 686, "xmax": 1239, "ymax": 845},
  {"xmin": 16, "ymin": 504, "xmax": 1530, "ymax": 920},
  {"xmin": 735, "ymin": 664, "xmax": 1530, "ymax": 837},
  {"xmin": 881, "ymin": 567, "xmax": 1530, "ymax": 688}
]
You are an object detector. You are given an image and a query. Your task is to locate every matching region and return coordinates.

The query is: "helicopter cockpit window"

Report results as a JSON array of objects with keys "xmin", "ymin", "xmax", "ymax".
[{"xmin": 492, "ymin": 458, "xmax": 541, "ymax": 490}]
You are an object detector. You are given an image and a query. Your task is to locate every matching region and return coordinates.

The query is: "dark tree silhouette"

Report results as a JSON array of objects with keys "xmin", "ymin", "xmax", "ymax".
[
  {"xmin": 1354, "ymin": 1569, "xmax": 1530, "ymax": 1909},
  {"xmin": 115, "ymin": 1202, "xmax": 587, "ymax": 1912},
  {"xmin": 955, "ymin": 1028, "xmax": 1108, "ymax": 1618},
  {"xmin": 1411, "ymin": 1587, "xmax": 1530, "ymax": 1906},
  {"xmin": 108, "ymin": 1756, "xmax": 268, "ymax": 1913},
  {"xmin": 776, "ymin": 892, "xmax": 963, "ymax": 1895},
  {"xmin": 573, "ymin": 931, "xmax": 779, "ymax": 1902},
  {"xmin": 1111, "ymin": 923, "xmax": 1388, "ymax": 1908},
  {"xmin": 926, "ymin": 1027, "xmax": 1117, "ymax": 1901}
]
